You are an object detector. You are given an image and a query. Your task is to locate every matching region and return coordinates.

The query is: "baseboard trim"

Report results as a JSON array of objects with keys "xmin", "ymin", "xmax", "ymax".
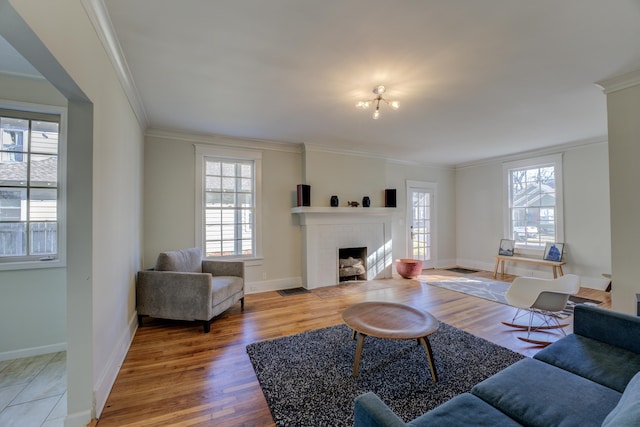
[
  {"xmin": 93, "ymin": 311, "xmax": 138, "ymax": 418},
  {"xmin": 64, "ymin": 409, "xmax": 92, "ymax": 427},
  {"xmin": 246, "ymin": 276, "xmax": 302, "ymax": 294},
  {"xmin": 0, "ymin": 342, "xmax": 67, "ymax": 362}
]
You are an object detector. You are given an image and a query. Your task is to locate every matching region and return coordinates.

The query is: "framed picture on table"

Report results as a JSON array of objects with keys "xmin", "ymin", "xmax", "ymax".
[
  {"xmin": 498, "ymin": 239, "xmax": 515, "ymax": 256},
  {"xmin": 543, "ymin": 243, "xmax": 564, "ymax": 261}
]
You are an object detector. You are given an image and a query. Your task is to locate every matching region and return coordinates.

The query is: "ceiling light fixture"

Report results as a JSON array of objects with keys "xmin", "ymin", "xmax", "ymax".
[{"xmin": 356, "ymin": 85, "xmax": 399, "ymax": 120}]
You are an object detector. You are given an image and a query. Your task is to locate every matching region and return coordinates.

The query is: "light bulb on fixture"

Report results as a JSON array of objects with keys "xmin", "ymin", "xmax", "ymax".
[{"xmin": 356, "ymin": 85, "xmax": 399, "ymax": 119}]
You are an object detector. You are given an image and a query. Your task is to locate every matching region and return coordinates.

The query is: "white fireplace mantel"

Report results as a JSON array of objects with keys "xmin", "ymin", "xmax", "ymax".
[
  {"xmin": 291, "ymin": 207, "xmax": 394, "ymax": 225},
  {"xmin": 291, "ymin": 206, "xmax": 394, "ymax": 288}
]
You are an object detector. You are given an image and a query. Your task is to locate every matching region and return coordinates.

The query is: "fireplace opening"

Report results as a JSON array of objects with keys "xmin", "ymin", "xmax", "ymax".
[{"xmin": 338, "ymin": 247, "xmax": 367, "ymax": 282}]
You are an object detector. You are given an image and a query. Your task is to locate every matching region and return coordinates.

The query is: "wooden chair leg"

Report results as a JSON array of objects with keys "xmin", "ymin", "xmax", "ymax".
[
  {"xmin": 240, "ymin": 296, "xmax": 245, "ymax": 311},
  {"xmin": 203, "ymin": 321, "xmax": 211, "ymax": 333}
]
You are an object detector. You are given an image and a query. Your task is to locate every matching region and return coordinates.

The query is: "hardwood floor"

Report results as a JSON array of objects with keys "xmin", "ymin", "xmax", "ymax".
[{"xmin": 96, "ymin": 269, "xmax": 611, "ymax": 426}]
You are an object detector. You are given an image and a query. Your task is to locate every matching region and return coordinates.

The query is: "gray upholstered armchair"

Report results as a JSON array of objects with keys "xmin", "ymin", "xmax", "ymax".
[{"xmin": 136, "ymin": 248, "xmax": 245, "ymax": 332}]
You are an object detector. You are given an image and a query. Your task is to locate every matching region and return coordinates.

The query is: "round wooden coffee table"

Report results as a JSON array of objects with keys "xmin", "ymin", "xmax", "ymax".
[{"xmin": 342, "ymin": 301, "xmax": 440, "ymax": 382}]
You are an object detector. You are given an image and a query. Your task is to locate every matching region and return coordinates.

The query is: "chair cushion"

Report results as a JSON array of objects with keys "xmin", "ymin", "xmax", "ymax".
[
  {"xmin": 534, "ymin": 334, "xmax": 640, "ymax": 393},
  {"xmin": 211, "ymin": 276, "xmax": 244, "ymax": 305},
  {"xmin": 471, "ymin": 358, "xmax": 621, "ymax": 427},
  {"xmin": 155, "ymin": 248, "xmax": 202, "ymax": 273},
  {"xmin": 602, "ymin": 371, "xmax": 640, "ymax": 427}
]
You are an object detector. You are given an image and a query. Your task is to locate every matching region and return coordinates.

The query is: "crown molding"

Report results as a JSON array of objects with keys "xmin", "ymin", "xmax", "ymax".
[
  {"xmin": 455, "ymin": 136, "xmax": 608, "ymax": 170},
  {"xmin": 145, "ymin": 128, "xmax": 303, "ymax": 154},
  {"xmin": 302, "ymin": 142, "xmax": 453, "ymax": 170},
  {"xmin": 596, "ymin": 69, "xmax": 640, "ymax": 94},
  {"xmin": 81, "ymin": 0, "xmax": 147, "ymax": 128}
]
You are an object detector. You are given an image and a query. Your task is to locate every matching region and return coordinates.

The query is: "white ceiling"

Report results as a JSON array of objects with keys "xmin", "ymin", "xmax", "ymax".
[{"xmin": 6, "ymin": 1, "xmax": 640, "ymax": 166}]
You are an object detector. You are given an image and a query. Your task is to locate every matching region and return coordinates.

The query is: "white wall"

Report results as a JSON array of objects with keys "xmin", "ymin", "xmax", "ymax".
[
  {"xmin": 303, "ymin": 148, "xmax": 387, "ymax": 207},
  {"xmin": 143, "ymin": 131, "xmax": 302, "ymax": 292},
  {"xmin": 456, "ymin": 141, "xmax": 611, "ymax": 288},
  {"xmin": 6, "ymin": 0, "xmax": 145, "ymax": 424},
  {"xmin": 604, "ymin": 77, "xmax": 640, "ymax": 314},
  {"xmin": 144, "ymin": 138, "xmax": 459, "ymax": 290},
  {"xmin": 385, "ymin": 161, "xmax": 457, "ymax": 267},
  {"xmin": 303, "ymin": 149, "xmax": 458, "ymax": 271},
  {"xmin": 0, "ymin": 76, "xmax": 68, "ymax": 358}
]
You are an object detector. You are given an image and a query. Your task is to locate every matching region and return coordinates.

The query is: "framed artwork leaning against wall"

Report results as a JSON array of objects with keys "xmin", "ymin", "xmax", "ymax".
[
  {"xmin": 498, "ymin": 239, "xmax": 515, "ymax": 256},
  {"xmin": 543, "ymin": 243, "xmax": 564, "ymax": 261}
]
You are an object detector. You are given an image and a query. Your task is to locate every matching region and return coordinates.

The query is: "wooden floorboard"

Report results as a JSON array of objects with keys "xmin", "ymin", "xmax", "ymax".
[{"xmin": 96, "ymin": 269, "xmax": 611, "ymax": 426}]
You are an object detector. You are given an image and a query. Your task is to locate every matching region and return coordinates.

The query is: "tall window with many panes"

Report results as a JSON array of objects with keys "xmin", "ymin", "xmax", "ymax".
[
  {"xmin": 0, "ymin": 109, "xmax": 61, "ymax": 263},
  {"xmin": 505, "ymin": 154, "xmax": 563, "ymax": 250},
  {"xmin": 202, "ymin": 157, "xmax": 255, "ymax": 257}
]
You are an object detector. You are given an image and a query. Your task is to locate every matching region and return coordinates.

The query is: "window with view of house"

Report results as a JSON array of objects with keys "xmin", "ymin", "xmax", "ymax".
[
  {"xmin": 195, "ymin": 145, "xmax": 261, "ymax": 259},
  {"xmin": 0, "ymin": 108, "xmax": 62, "ymax": 264},
  {"xmin": 504, "ymin": 154, "xmax": 564, "ymax": 250}
]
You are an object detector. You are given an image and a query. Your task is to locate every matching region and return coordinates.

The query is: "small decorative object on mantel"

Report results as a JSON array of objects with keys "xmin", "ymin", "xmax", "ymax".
[
  {"xmin": 296, "ymin": 184, "xmax": 310, "ymax": 207},
  {"xmin": 385, "ymin": 189, "xmax": 397, "ymax": 207},
  {"xmin": 362, "ymin": 196, "xmax": 371, "ymax": 207},
  {"xmin": 330, "ymin": 195, "xmax": 339, "ymax": 207},
  {"xmin": 347, "ymin": 201, "xmax": 360, "ymax": 207}
]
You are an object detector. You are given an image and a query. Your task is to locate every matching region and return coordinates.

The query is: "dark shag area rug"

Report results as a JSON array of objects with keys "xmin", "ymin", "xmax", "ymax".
[{"xmin": 246, "ymin": 322, "xmax": 524, "ymax": 426}]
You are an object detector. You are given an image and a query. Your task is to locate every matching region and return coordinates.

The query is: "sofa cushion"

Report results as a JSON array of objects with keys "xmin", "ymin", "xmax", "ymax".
[
  {"xmin": 155, "ymin": 248, "xmax": 202, "ymax": 273},
  {"xmin": 408, "ymin": 393, "xmax": 521, "ymax": 427},
  {"xmin": 574, "ymin": 305, "xmax": 640, "ymax": 354},
  {"xmin": 471, "ymin": 358, "xmax": 621, "ymax": 427},
  {"xmin": 353, "ymin": 392, "xmax": 406, "ymax": 427},
  {"xmin": 602, "ymin": 371, "xmax": 640, "ymax": 427},
  {"xmin": 534, "ymin": 334, "xmax": 640, "ymax": 393}
]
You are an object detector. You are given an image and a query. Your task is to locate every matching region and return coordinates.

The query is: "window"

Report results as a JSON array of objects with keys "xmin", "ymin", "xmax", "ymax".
[
  {"xmin": 0, "ymin": 107, "xmax": 63, "ymax": 265},
  {"xmin": 504, "ymin": 154, "xmax": 563, "ymax": 250},
  {"xmin": 195, "ymin": 145, "xmax": 261, "ymax": 258}
]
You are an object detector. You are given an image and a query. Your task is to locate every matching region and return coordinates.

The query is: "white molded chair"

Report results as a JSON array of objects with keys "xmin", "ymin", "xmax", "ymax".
[{"xmin": 502, "ymin": 274, "xmax": 580, "ymax": 345}]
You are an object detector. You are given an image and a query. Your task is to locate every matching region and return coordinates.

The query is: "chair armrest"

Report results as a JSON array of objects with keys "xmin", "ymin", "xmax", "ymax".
[
  {"xmin": 202, "ymin": 260, "xmax": 245, "ymax": 278},
  {"xmin": 574, "ymin": 305, "xmax": 640, "ymax": 354},
  {"xmin": 354, "ymin": 392, "xmax": 407, "ymax": 427},
  {"xmin": 136, "ymin": 271, "xmax": 213, "ymax": 321}
]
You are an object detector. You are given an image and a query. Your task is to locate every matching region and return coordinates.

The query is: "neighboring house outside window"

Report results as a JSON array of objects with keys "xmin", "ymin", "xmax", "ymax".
[
  {"xmin": 503, "ymin": 154, "xmax": 564, "ymax": 251},
  {"xmin": 0, "ymin": 106, "xmax": 65, "ymax": 267},
  {"xmin": 195, "ymin": 144, "xmax": 262, "ymax": 259}
]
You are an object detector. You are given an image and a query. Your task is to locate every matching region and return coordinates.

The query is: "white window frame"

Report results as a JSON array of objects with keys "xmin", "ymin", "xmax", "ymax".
[
  {"xmin": 0, "ymin": 100, "xmax": 67, "ymax": 271},
  {"xmin": 503, "ymin": 153, "xmax": 564, "ymax": 254},
  {"xmin": 195, "ymin": 144, "xmax": 262, "ymax": 261}
]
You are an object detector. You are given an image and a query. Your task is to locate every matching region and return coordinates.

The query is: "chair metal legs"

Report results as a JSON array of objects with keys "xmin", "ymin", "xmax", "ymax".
[{"xmin": 502, "ymin": 308, "xmax": 570, "ymax": 346}]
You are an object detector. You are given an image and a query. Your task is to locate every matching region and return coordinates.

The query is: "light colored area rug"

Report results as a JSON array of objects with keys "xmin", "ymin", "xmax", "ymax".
[
  {"xmin": 424, "ymin": 276, "xmax": 510, "ymax": 305},
  {"xmin": 423, "ymin": 276, "xmax": 601, "ymax": 318}
]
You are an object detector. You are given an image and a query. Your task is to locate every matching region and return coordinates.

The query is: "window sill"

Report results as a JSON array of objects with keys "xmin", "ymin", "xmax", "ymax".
[
  {"xmin": 205, "ymin": 256, "xmax": 263, "ymax": 267},
  {"xmin": 0, "ymin": 258, "xmax": 65, "ymax": 272},
  {"xmin": 514, "ymin": 248, "xmax": 544, "ymax": 258}
]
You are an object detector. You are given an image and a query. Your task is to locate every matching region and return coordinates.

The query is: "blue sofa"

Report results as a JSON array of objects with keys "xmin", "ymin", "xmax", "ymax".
[{"xmin": 354, "ymin": 305, "xmax": 640, "ymax": 427}]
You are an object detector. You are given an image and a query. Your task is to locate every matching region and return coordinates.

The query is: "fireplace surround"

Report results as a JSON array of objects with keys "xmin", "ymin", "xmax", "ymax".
[{"xmin": 291, "ymin": 207, "xmax": 393, "ymax": 288}]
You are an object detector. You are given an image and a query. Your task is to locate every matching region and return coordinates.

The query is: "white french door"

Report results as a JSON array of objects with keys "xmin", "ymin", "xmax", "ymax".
[{"xmin": 406, "ymin": 181, "xmax": 436, "ymax": 269}]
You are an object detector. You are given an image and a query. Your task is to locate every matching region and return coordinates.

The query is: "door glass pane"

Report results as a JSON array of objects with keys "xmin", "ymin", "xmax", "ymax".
[{"xmin": 411, "ymin": 190, "xmax": 431, "ymax": 262}]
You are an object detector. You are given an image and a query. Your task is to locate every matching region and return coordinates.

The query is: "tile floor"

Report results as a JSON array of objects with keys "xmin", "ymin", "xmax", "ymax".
[{"xmin": 0, "ymin": 352, "xmax": 66, "ymax": 427}]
